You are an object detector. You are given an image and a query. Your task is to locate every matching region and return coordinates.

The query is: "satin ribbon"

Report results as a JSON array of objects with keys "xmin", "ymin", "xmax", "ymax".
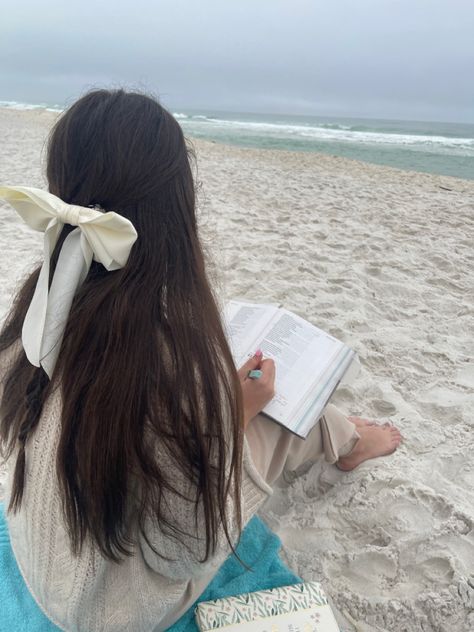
[{"xmin": 0, "ymin": 186, "xmax": 138, "ymax": 378}]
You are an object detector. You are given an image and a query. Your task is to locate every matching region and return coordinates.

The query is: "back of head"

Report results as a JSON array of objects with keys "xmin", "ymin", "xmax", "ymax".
[
  {"xmin": 48, "ymin": 89, "xmax": 198, "ymax": 281},
  {"xmin": 48, "ymin": 89, "xmax": 193, "ymax": 215},
  {"xmin": 0, "ymin": 89, "xmax": 243, "ymax": 562}
]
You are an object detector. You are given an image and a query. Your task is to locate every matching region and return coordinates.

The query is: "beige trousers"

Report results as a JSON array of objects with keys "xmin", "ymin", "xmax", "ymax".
[{"xmin": 245, "ymin": 404, "xmax": 360, "ymax": 486}]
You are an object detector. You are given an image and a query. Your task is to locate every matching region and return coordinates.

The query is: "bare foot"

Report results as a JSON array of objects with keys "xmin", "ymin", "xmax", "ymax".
[
  {"xmin": 348, "ymin": 416, "xmax": 376, "ymax": 428},
  {"xmin": 336, "ymin": 424, "xmax": 402, "ymax": 471},
  {"xmin": 349, "ymin": 416, "xmax": 393, "ymax": 430}
]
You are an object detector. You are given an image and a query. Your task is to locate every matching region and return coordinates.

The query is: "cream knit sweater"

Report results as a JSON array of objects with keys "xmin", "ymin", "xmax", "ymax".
[{"xmin": 2, "ymin": 353, "xmax": 272, "ymax": 631}]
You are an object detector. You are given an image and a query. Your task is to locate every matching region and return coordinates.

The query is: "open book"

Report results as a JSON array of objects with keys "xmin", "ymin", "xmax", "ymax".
[{"xmin": 223, "ymin": 300, "xmax": 358, "ymax": 439}]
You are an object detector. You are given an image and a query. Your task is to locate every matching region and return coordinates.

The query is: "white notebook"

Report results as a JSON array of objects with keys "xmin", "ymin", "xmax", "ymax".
[
  {"xmin": 224, "ymin": 300, "xmax": 358, "ymax": 438},
  {"xmin": 195, "ymin": 581, "xmax": 340, "ymax": 631}
]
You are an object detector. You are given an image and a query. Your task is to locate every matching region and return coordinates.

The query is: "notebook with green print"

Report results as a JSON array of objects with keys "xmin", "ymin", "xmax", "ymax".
[{"xmin": 195, "ymin": 581, "xmax": 340, "ymax": 631}]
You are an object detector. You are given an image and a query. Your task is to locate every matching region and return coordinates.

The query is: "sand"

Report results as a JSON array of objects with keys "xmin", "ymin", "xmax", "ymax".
[{"xmin": 1, "ymin": 107, "xmax": 473, "ymax": 631}]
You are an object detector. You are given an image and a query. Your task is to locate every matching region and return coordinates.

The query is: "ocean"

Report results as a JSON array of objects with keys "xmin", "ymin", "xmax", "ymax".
[
  {"xmin": 175, "ymin": 110, "xmax": 474, "ymax": 181},
  {"xmin": 2, "ymin": 100, "xmax": 473, "ymax": 180}
]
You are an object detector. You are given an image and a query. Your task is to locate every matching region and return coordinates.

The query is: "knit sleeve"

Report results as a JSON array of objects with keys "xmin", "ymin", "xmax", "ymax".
[
  {"xmin": 138, "ymin": 436, "xmax": 272, "ymax": 581},
  {"xmin": 138, "ymin": 462, "xmax": 239, "ymax": 580}
]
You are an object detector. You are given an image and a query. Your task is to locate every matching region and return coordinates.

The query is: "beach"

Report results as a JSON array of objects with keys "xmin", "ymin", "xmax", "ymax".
[{"xmin": 1, "ymin": 107, "xmax": 473, "ymax": 631}]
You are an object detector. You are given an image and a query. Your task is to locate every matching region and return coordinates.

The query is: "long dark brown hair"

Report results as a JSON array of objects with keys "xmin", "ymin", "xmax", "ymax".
[{"xmin": 0, "ymin": 89, "xmax": 244, "ymax": 563}]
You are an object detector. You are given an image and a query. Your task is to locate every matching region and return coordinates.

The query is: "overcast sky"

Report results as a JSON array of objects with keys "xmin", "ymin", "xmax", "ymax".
[{"xmin": 1, "ymin": 0, "xmax": 473, "ymax": 122}]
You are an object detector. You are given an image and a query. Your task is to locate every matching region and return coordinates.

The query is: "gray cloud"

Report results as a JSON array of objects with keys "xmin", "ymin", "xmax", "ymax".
[{"xmin": 1, "ymin": 0, "xmax": 473, "ymax": 122}]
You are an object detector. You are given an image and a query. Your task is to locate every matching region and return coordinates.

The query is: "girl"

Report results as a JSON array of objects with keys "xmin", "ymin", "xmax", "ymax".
[{"xmin": 0, "ymin": 89, "xmax": 401, "ymax": 631}]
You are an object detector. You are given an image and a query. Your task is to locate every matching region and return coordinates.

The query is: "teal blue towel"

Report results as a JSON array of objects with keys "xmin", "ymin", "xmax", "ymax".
[
  {"xmin": 0, "ymin": 503, "xmax": 300, "ymax": 631},
  {"xmin": 168, "ymin": 514, "xmax": 301, "ymax": 631},
  {"xmin": 0, "ymin": 503, "xmax": 61, "ymax": 631}
]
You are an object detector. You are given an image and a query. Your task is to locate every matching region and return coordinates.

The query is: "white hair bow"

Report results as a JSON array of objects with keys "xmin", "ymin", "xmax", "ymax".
[{"xmin": 0, "ymin": 186, "xmax": 138, "ymax": 378}]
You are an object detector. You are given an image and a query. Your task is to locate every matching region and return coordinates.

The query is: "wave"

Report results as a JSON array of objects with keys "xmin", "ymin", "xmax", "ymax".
[
  {"xmin": 0, "ymin": 100, "xmax": 63, "ymax": 112},
  {"xmin": 178, "ymin": 115, "xmax": 474, "ymax": 153},
  {"xmin": 3, "ymin": 101, "xmax": 473, "ymax": 157}
]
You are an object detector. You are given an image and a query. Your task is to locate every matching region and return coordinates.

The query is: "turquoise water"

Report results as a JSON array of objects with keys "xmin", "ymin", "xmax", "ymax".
[
  {"xmin": 174, "ymin": 110, "xmax": 474, "ymax": 181},
  {"xmin": 2, "ymin": 101, "xmax": 473, "ymax": 180}
]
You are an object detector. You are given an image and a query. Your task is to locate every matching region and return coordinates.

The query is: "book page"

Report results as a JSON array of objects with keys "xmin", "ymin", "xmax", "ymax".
[
  {"xmin": 223, "ymin": 301, "xmax": 355, "ymax": 438},
  {"xmin": 291, "ymin": 345, "xmax": 355, "ymax": 437},
  {"xmin": 223, "ymin": 300, "xmax": 280, "ymax": 365},
  {"xmin": 257, "ymin": 309, "xmax": 343, "ymax": 430}
]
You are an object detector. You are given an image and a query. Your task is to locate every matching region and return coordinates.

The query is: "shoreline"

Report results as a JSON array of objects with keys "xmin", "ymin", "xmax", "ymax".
[
  {"xmin": 1, "ymin": 106, "xmax": 473, "ymax": 185},
  {"xmin": 189, "ymin": 135, "xmax": 474, "ymax": 188},
  {"xmin": 185, "ymin": 135, "xmax": 474, "ymax": 184}
]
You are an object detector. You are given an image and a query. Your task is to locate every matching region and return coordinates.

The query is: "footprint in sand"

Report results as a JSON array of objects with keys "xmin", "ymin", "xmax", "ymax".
[
  {"xmin": 383, "ymin": 498, "xmax": 435, "ymax": 534},
  {"xmin": 325, "ymin": 551, "xmax": 397, "ymax": 596},
  {"xmin": 438, "ymin": 455, "xmax": 474, "ymax": 490},
  {"xmin": 371, "ymin": 399, "xmax": 397, "ymax": 416},
  {"xmin": 395, "ymin": 556, "xmax": 455, "ymax": 597},
  {"xmin": 332, "ymin": 386, "xmax": 356, "ymax": 406}
]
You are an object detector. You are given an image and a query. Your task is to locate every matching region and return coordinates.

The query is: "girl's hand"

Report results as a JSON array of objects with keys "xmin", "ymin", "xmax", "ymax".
[{"xmin": 237, "ymin": 350, "xmax": 276, "ymax": 428}]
